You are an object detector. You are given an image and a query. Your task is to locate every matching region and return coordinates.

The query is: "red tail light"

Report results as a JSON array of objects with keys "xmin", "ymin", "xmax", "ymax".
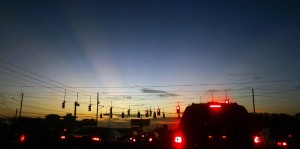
[
  {"xmin": 173, "ymin": 132, "xmax": 184, "ymax": 149},
  {"xmin": 282, "ymin": 142, "xmax": 287, "ymax": 146},
  {"xmin": 174, "ymin": 136, "xmax": 182, "ymax": 143},
  {"xmin": 20, "ymin": 134, "xmax": 25, "ymax": 142},
  {"xmin": 221, "ymin": 135, "xmax": 227, "ymax": 140},
  {"xmin": 253, "ymin": 136, "xmax": 261, "ymax": 144},
  {"xmin": 149, "ymin": 137, "xmax": 153, "ymax": 142},
  {"xmin": 277, "ymin": 141, "xmax": 287, "ymax": 146},
  {"xmin": 210, "ymin": 105, "xmax": 221, "ymax": 108},
  {"xmin": 92, "ymin": 137, "xmax": 101, "ymax": 141},
  {"xmin": 133, "ymin": 138, "xmax": 136, "ymax": 142},
  {"xmin": 60, "ymin": 135, "xmax": 66, "ymax": 140}
]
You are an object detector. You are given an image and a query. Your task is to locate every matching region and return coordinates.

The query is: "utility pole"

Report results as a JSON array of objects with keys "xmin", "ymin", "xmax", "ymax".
[
  {"xmin": 15, "ymin": 108, "xmax": 18, "ymax": 119},
  {"xmin": 74, "ymin": 93, "xmax": 80, "ymax": 121},
  {"xmin": 96, "ymin": 93, "xmax": 99, "ymax": 126},
  {"xmin": 252, "ymin": 89, "xmax": 256, "ymax": 114},
  {"xmin": 19, "ymin": 93, "xmax": 24, "ymax": 118}
]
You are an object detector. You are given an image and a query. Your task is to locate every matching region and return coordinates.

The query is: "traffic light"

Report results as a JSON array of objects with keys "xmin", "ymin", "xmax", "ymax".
[
  {"xmin": 157, "ymin": 108, "xmax": 160, "ymax": 116},
  {"xmin": 176, "ymin": 106, "xmax": 180, "ymax": 114},
  {"xmin": 75, "ymin": 101, "xmax": 80, "ymax": 106},
  {"xmin": 127, "ymin": 109, "xmax": 130, "ymax": 116},
  {"xmin": 122, "ymin": 112, "xmax": 124, "ymax": 118},
  {"xmin": 153, "ymin": 112, "xmax": 156, "ymax": 119},
  {"xmin": 100, "ymin": 113, "xmax": 102, "ymax": 118},
  {"xmin": 163, "ymin": 112, "xmax": 165, "ymax": 118},
  {"xmin": 137, "ymin": 112, "xmax": 140, "ymax": 118},
  {"xmin": 62, "ymin": 101, "xmax": 65, "ymax": 109},
  {"xmin": 109, "ymin": 107, "xmax": 113, "ymax": 118},
  {"xmin": 146, "ymin": 110, "xmax": 149, "ymax": 117},
  {"xmin": 88, "ymin": 104, "xmax": 91, "ymax": 111}
]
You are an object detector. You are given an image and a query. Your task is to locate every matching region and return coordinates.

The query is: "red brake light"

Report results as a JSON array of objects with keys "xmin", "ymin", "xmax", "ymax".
[
  {"xmin": 133, "ymin": 138, "xmax": 136, "ymax": 142},
  {"xmin": 149, "ymin": 137, "xmax": 153, "ymax": 142},
  {"xmin": 60, "ymin": 135, "xmax": 66, "ymax": 140},
  {"xmin": 221, "ymin": 135, "xmax": 227, "ymax": 140},
  {"xmin": 92, "ymin": 137, "xmax": 101, "ymax": 141},
  {"xmin": 277, "ymin": 141, "xmax": 287, "ymax": 146},
  {"xmin": 253, "ymin": 136, "xmax": 261, "ymax": 144},
  {"xmin": 175, "ymin": 136, "xmax": 182, "ymax": 143},
  {"xmin": 20, "ymin": 134, "xmax": 25, "ymax": 142},
  {"xmin": 282, "ymin": 142, "xmax": 287, "ymax": 146},
  {"xmin": 210, "ymin": 105, "xmax": 221, "ymax": 108}
]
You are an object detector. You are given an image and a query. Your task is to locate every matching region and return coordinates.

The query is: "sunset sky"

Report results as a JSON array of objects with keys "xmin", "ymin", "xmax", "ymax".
[{"xmin": 1, "ymin": 0, "xmax": 300, "ymax": 127}]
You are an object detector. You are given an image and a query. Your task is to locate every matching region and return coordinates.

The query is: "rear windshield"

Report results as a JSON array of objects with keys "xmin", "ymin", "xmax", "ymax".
[{"xmin": 179, "ymin": 104, "xmax": 249, "ymax": 132}]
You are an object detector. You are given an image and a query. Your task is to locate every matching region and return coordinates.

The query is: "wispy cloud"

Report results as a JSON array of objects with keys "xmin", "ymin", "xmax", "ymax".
[
  {"xmin": 131, "ymin": 104, "xmax": 145, "ymax": 107},
  {"xmin": 141, "ymin": 88, "xmax": 166, "ymax": 94},
  {"xmin": 141, "ymin": 88, "xmax": 179, "ymax": 97},
  {"xmin": 228, "ymin": 73, "xmax": 266, "ymax": 80}
]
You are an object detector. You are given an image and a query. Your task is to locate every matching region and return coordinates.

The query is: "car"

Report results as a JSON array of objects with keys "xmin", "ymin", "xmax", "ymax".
[
  {"xmin": 172, "ymin": 102, "xmax": 252, "ymax": 149},
  {"xmin": 130, "ymin": 130, "xmax": 161, "ymax": 149},
  {"xmin": 60, "ymin": 126, "xmax": 128, "ymax": 149},
  {"xmin": 253, "ymin": 128, "xmax": 300, "ymax": 149}
]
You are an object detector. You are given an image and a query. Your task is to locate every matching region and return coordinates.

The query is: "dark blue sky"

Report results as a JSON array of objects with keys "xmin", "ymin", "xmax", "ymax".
[{"xmin": 1, "ymin": 0, "xmax": 300, "ymax": 119}]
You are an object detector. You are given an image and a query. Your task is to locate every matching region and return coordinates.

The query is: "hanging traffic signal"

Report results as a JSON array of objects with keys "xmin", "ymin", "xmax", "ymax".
[
  {"xmin": 153, "ymin": 112, "xmax": 156, "ymax": 119},
  {"xmin": 145, "ymin": 110, "xmax": 149, "ymax": 117},
  {"xmin": 163, "ymin": 112, "xmax": 165, "ymax": 118},
  {"xmin": 137, "ymin": 112, "xmax": 140, "ymax": 118},
  {"xmin": 62, "ymin": 101, "xmax": 65, "ymax": 109},
  {"xmin": 122, "ymin": 112, "xmax": 124, "ymax": 118},
  {"xmin": 137, "ymin": 112, "xmax": 141, "ymax": 118},
  {"xmin": 176, "ymin": 106, "xmax": 180, "ymax": 114},
  {"xmin": 100, "ymin": 113, "xmax": 102, "ymax": 118},
  {"xmin": 88, "ymin": 104, "xmax": 91, "ymax": 111},
  {"xmin": 157, "ymin": 108, "xmax": 160, "ymax": 116}
]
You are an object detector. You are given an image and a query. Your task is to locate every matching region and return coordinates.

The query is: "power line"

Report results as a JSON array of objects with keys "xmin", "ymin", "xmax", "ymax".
[
  {"xmin": 1, "ymin": 78, "xmax": 299, "ymax": 89},
  {"xmin": 0, "ymin": 59, "xmax": 92, "ymax": 97}
]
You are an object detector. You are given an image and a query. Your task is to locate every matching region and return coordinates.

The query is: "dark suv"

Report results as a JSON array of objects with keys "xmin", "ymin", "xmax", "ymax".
[{"xmin": 173, "ymin": 102, "xmax": 252, "ymax": 149}]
